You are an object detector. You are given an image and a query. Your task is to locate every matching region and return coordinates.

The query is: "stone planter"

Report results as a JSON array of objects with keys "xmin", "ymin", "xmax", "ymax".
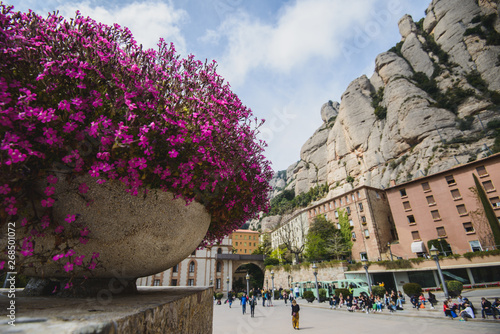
[{"xmin": 8, "ymin": 174, "xmax": 211, "ymax": 295}]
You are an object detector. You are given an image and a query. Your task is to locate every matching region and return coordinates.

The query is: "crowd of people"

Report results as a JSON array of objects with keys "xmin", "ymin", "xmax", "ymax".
[{"xmin": 221, "ymin": 286, "xmax": 500, "ymax": 328}]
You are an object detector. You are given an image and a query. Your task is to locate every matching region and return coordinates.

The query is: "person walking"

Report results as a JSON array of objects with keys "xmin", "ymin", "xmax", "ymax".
[
  {"xmin": 291, "ymin": 299, "xmax": 300, "ymax": 330},
  {"xmin": 249, "ymin": 295, "xmax": 257, "ymax": 318},
  {"xmin": 228, "ymin": 291, "xmax": 233, "ymax": 308},
  {"xmin": 241, "ymin": 293, "xmax": 248, "ymax": 315}
]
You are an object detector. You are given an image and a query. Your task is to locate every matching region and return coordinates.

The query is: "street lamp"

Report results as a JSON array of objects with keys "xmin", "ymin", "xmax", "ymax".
[
  {"xmin": 387, "ymin": 242, "xmax": 393, "ymax": 261},
  {"xmin": 209, "ymin": 277, "xmax": 213, "ymax": 286},
  {"xmin": 361, "ymin": 258, "xmax": 372, "ymax": 294},
  {"xmin": 226, "ymin": 276, "xmax": 230, "ymax": 297},
  {"xmin": 271, "ymin": 270, "xmax": 275, "ymax": 300},
  {"xmin": 430, "ymin": 245, "xmax": 449, "ymax": 298},
  {"xmin": 312, "ymin": 263, "xmax": 320, "ymax": 303},
  {"xmin": 246, "ymin": 272, "xmax": 250, "ymax": 297}
]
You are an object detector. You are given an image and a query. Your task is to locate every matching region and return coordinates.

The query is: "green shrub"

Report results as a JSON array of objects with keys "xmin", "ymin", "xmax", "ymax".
[
  {"xmin": 334, "ymin": 288, "xmax": 350, "ymax": 297},
  {"xmin": 273, "ymin": 289, "xmax": 281, "ymax": 299},
  {"xmin": 371, "ymin": 285, "xmax": 386, "ymax": 297},
  {"xmin": 403, "ymin": 283, "xmax": 422, "ymax": 297},
  {"xmin": 319, "ymin": 288, "xmax": 328, "ymax": 302},
  {"xmin": 445, "ymin": 280, "xmax": 463, "ymax": 298},
  {"xmin": 303, "ymin": 290, "xmax": 315, "ymax": 302},
  {"xmin": 215, "ymin": 292, "xmax": 224, "ymax": 300},
  {"xmin": 237, "ymin": 292, "xmax": 244, "ymax": 299}
]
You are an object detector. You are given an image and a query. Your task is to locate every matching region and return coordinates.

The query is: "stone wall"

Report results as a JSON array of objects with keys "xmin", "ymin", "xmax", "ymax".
[{"xmin": 0, "ymin": 287, "xmax": 213, "ymax": 334}]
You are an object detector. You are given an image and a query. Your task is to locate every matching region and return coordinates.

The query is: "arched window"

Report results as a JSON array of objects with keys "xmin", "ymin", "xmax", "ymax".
[
  {"xmin": 216, "ymin": 261, "xmax": 222, "ymax": 272},
  {"xmin": 217, "ymin": 248, "xmax": 222, "ymax": 254},
  {"xmin": 189, "ymin": 261, "xmax": 195, "ymax": 273}
]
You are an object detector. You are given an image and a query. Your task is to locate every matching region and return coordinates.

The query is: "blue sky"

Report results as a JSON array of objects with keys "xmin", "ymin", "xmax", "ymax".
[{"xmin": 8, "ymin": 0, "xmax": 429, "ymax": 172}]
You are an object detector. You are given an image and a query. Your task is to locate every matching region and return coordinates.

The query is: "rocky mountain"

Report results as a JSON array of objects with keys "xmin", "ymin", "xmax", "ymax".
[{"xmin": 257, "ymin": 0, "xmax": 500, "ymax": 232}]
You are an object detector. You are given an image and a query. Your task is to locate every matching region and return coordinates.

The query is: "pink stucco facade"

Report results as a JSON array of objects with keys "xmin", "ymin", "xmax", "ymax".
[{"xmin": 386, "ymin": 153, "xmax": 500, "ymax": 259}]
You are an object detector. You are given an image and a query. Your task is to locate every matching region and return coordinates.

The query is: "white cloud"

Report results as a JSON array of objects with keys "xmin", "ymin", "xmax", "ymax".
[{"xmin": 207, "ymin": 0, "xmax": 378, "ymax": 86}]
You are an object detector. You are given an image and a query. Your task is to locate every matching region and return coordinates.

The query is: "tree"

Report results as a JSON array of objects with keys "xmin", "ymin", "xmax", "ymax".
[
  {"xmin": 274, "ymin": 213, "xmax": 308, "ymax": 264},
  {"xmin": 253, "ymin": 233, "xmax": 272, "ymax": 257},
  {"xmin": 305, "ymin": 215, "xmax": 350, "ymax": 261},
  {"xmin": 338, "ymin": 209, "xmax": 353, "ymax": 251}
]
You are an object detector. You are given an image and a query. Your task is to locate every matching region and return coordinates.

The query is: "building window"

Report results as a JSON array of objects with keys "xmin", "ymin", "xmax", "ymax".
[
  {"xmin": 490, "ymin": 196, "xmax": 500, "ymax": 208},
  {"xmin": 349, "ymin": 219, "xmax": 354, "ymax": 227},
  {"xmin": 431, "ymin": 210, "xmax": 441, "ymax": 220},
  {"xmin": 340, "ymin": 198, "xmax": 343, "ymax": 205},
  {"xmin": 244, "ymin": 242, "xmax": 247, "ymax": 246},
  {"xmin": 217, "ymin": 248, "xmax": 222, "ymax": 254},
  {"xmin": 436, "ymin": 226, "xmax": 446, "ymax": 237},
  {"xmin": 153, "ymin": 279, "xmax": 160, "ymax": 286},
  {"xmin": 376, "ymin": 192, "xmax": 380, "ymax": 199},
  {"xmin": 469, "ymin": 240, "xmax": 482, "ymax": 252},
  {"xmin": 451, "ymin": 189, "xmax": 462, "ymax": 200},
  {"xmin": 456, "ymin": 204, "xmax": 467, "ymax": 215},
  {"xmin": 421, "ymin": 182, "xmax": 431, "ymax": 191},
  {"xmin": 216, "ymin": 278, "xmax": 221, "ymax": 289},
  {"xmin": 445, "ymin": 175, "xmax": 456, "ymax": 185},
  {"xmin": 358, "ymin": 203, "xmax": 364, "ymax": 212},
  {"xmin": 235, "ymin": 242, "xmax": 238, "ymax": 246},
  {"xmin": 352, "ymin": 194, "xmax": 355, "ymax": 201},
  {"xmin": 463, "ymin": 222, "xmax": 474, "ymax": 233},
  {"xmin": 403, "ymin": 201, "xmax": 411, "ymax": 211},
  {"xmin": 171, "ymin": 279, "xmax": 177, "ymax": 286},
  {"xmin": 172, "ymin": 264, "xmax": 178, "ymax": 273},
  {"xmin": 483, "ymin": 180, "xmax": 495, "ymax": 192},
  {"xmin": 407, "ymin": 215, "xmax": 416, "ymax": 224},
  {"xmin": 188, "ymin": 279, "xmax": 194, "ymax": 286},
  {"xmin": 336, "ymin": 223, "xmax": 341, "ymax": 229},
  {"xmin": 216, "ymin": 261, "xmax": 222, "ymax": 272},
  {"xmin": 189, "ymin": 261, "xmax": 195, "ymax": 273},
  {"xmin": 411, "ymin": 231, "xmax": 420, "ymax": 240},
  {"xmin": 329, "ymin": 202, "xmax": 333, "ymax": 209},
  {"xmin": 346, "ymin": 196, "xmax": 349, "ymax": 203},
  {"xmin": 334, "ymin": 210, "xmax": 339, "ymax": 218},
  {"xmin": 476, "ymin": 165, "xmax": 488, "ymax": 177},
  {"xmin": 400, "ymin": 188, "xmax": 407, "ymax": 197},
  {"xmin": 244, "ymin": 249, "xmax": 247, "ymax": 253},
  {"xmin": 364, "ymin": 229, "xmax": 370, "ymax": 238},
  {"xmin": 360, "ymin": 252, "xmax": 368, "ymax": 261},
  {"xmin": 357, "ymin": 191, "xmax": 361, "ymax": 199},
  {"xmin": 426, "ymin": 195, "xmax": 436, "ymax": 205},
  {"xmin": 361, "ymin": 216, "xmax": 366, "ymax": 224},
  {"xmin": 346, "ymin": 206, "xmax": 351, "ymax": 214},
  {"xmin": 351, "ymin": 232, "xmax": 356, "ymax": 240}
]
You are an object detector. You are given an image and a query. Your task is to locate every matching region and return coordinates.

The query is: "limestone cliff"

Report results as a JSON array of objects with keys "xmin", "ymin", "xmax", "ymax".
[{"xmin": 262, "ymin": 0, "xmax": 500, "ymax": 230}]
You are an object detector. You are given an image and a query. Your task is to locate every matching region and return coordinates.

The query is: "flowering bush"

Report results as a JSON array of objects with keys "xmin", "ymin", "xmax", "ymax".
[{"xmin": 0, "ymin": 5, "xmax": 272, "ymax": 276}]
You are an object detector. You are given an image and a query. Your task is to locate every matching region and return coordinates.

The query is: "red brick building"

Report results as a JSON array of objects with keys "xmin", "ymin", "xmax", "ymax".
[{"xmin": 386, "ymin": 153, "xmax": 500, "ymax": 259}]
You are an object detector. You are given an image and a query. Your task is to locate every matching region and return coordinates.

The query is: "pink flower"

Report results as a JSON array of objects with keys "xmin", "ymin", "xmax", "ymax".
[
  {"xmin": 55, "ymin": 225, "xmax": 64, "ymax": 233},
  {"xmin": 41, "ymin": 197, "xmax": 55, "ymax": 207},
  {"xmin": 58, "ymin": 100, "xmax": 70, "ymax": 112},
  {"xmin": 52, "ymin": 254, "xmax": 64, "ymax": 261},
  {"xmin": 64, "ymin": 262, "xmax": 74, "ymax": 272},
  {"xmin": 44, "ymin": 186, "xmax": 55, "ymax": 196},
  {"xmin": 65, "ymin": 249, "xmax": 76, "ymax": 258},
  {"xmin": 79, "ymin": 237, "xmax": 89, "ymax": 245},
  {"xmin": 64, "ymin": 282, "xmax": 73, "ymax": 289},
  {"xmin": 0, "ymin": 261, "xmax": 5, "ymax": 270},
  {"xmin": 88, "ymin": 262, "xmax": 96, "ymax": 270},
  {"xmin": 0, "ymin": 184, "xmax": 11, "ymax": 195},
  {"xmin": 47, "ymin": 175, "xmax": 58, "ymax": 184},
  {"xmin": 168, "ymin": 150, "xmax": 179, "ymax": 158},
  {"xmin": 78, "ymin": 183, "xmax": 89, "ymax": 194},
  {"xmin": 80, "ymin": 227, "xmax": 90, "ymax": 237},
  {"xmin": 74, "ymin": 255, "xmax": 85, "ymax": 266},
  {"xmin": 91, "ymin": 252, "xmax": 100, "ymax": 259},
  {"xmin": 65, "ymin": 214, "xmax": 76, "ymax": 223},
  {"xmin": 5, "ymin": 205, "xmax": 17, "ymax": 215}
]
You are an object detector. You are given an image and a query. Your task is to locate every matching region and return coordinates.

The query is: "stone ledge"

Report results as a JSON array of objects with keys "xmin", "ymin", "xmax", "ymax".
[{"xmin": 0, "ymin": 286, "xmax": 213, "ymax": 334}]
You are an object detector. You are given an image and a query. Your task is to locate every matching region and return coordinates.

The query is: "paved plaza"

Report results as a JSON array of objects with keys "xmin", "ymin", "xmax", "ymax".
[{"xmin": 213, "ymin": 288, "xmax": 500, "ymax": 334}]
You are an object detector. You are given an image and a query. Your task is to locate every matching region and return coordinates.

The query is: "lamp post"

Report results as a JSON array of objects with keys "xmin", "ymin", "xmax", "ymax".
[
  {"xmin": 430, "ymin": 245, "xmax": 449, "ymax": 298},
  {"xmin": 209, "ymin": 277, "xmax": 213, "ymax": 287},
  {"xmin": 246, "ymin": 272, "xmax": 250, "ymax": 297},
  {"xmin": 387, "ymin": 242, "xmax": 393, "ymax": 261},
  {"xmin": 361, "ymin": 258, "xmax": 372, "ymax": 294},
  {"xmin": 271, "ymin": 270, "xmax": 275, "ymax": 300},
  {"xmin": 226, "ymin": 276, "xmax": 230, "ymax": 297},
  {"xmin": 312, "ymin": 263, "xmax": 320, "ymax": 303}
]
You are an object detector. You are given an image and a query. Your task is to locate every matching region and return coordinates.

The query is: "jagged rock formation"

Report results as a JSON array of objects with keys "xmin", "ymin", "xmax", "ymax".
[{"xmin": 261, "ymin": 0, "xmax": 500, "ymax": 231}]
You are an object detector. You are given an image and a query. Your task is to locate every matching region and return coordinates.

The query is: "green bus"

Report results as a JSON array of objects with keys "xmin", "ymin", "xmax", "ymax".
[{"xmin": 291, "ymin": 278, "xmax": 370, "ymax": 299}]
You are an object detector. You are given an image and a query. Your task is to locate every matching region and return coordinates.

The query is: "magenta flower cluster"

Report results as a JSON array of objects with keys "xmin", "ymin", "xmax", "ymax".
[{"xmin": 0, "ymin": 5, "xmax": 272, "ymax": 276}]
